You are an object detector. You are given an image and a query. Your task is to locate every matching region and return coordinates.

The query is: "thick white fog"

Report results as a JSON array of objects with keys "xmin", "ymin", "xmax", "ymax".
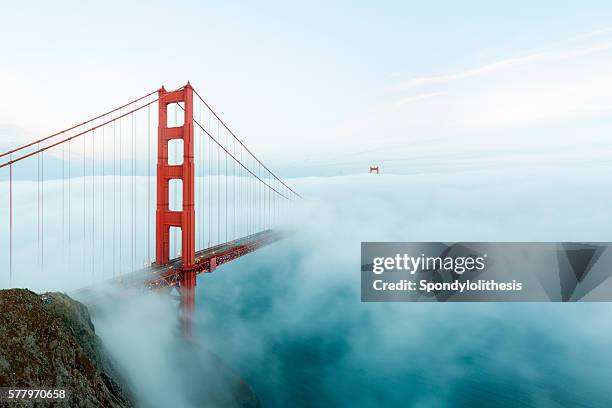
[
  {"xmin": 2, "ymin": 163, "xmax": 612, "ymax": 406},
  {"xmin": 0, "ymin": 173, "xmax": 291, "ymax": 291},
  {"xmin": 189, "ymin": 164, "xmax": 612, "ymax": 406}
]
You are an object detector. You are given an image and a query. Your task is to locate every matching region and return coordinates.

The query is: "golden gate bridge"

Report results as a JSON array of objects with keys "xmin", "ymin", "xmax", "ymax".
[{"xmin": 0, "ymin": 82, "xmax": 301, "ymax": 336}]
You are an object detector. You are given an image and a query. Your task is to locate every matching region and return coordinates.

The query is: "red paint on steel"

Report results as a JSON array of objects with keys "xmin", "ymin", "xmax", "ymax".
[
  {"xmin": 156, "ymin": 82, "xmax": 196, "ymax": 337},
  {"xmin": 146, "ymin": 231, "xmax": 282, "ymax": 290}
]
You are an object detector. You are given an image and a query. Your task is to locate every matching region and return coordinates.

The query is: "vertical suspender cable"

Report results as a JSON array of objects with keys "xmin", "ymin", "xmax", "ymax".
[
  {"xmin": 263, "ymin": 169, "xmax": 265, "ymax": 230},
  {"xmin": 258, "ymin": 164, "xmax": 260, "ymax": 231},
  {"xmin": 199, "ymin": 100, "xmax": 203, "ymax": 250},
  {"xmin": 258, "ymin": 164, "xmax": 260, "ymax": 232},
  {"xmin": 255, "ymin": 161, "xmax": 258, "ymax": 232},
  {"xmin": 247, "ymin": 154, "xmax": 249, "ymax": 236},
  {"xmin": 203, "ymin": 102, "xmax": 207, "ymax": 247},
  {"xmin": 255, "ymin": 163, "xmax": 258, "ymax": 232},
  {"xmin": 251, "ymin": 156, "xmax": 254, "ymax": 235},
  {"xmin": 209, "ymin": 109, "xmax": 212, "ymax": 247},
  {"xmin": 119, "ymin": 115, "xmax": 122, "ymax": 276},
  {"xmin": 259, "ymin": 164, "xmax": 261, "ymax": 231},
  {"xmin": 37, "ymin": 143, "xmax": 40, "ymax": 270},
  {"xmin": 83, "ymin": 128, "xmax": 86, "ymax": 277},
  {"xmin": 240, "ymin": 146, "xmax": 243, "ymax": 239},
  {"xmin": 248, "ymin": 152, "xmax": 250, "ymax": 235},
  {"xmin": 92, "ymin": 129, "xmax": 95, "ymax": 282},
  {"xmin": 113, "ymin": 118, "xmax": 116, "ymax": 278},
  {"xmin": 69, "ymin": 138, "xmax": 71, "ymax": 274},
  {"xmin": 41, "ymin": 148, "xmax": 44, "ymax": 267},
  {"xmin": 233, "ymin": 136, "xmax": 235, "ymax": 240},
  {"xmin": 261, "ymin": 169, "xmax": 264, "ymax": 228},
  {"xmin": 254, "ymin": 160, "xmax": 256, "ymax": 233},
  {"xmin": 131, "ymin": 108, "xmax": 135, "ymax": 274},
  {"xmin": 252, "ymin": 158, "xmax": 255, "ymax": 234},
  {"xmin": 102, "ymin": 116, "xmax": 105, "ymax": 278},
  {"xmin": 203, "ymin": 103, "xmax": 208, "ymax": 249},
  {"xmin": 147, "ymin": 102, "xmax": 151, "ymax": 269},
  {"xmin": 134, "ymin": 108, "xmax": 137, "ymax": 273},
  {"xmin": 9, "ymin": 160, "xmax": 13, "ymax": 287},
  {"xmin": 225, "ymin": 129, "xmax": 228, "ymax": 243},
  {"xmin": 217, "ymin": 119, "xmax": 220, "ymax": 244},
  {"xmin": 210, "ymin": 117, "xmax": 212, "ymax": 246},
  {"xmin": 246, "ymin": 154, "xmax": 249, "ymax": 236},
  {"xmin": 208, "ymin": 110, "xmax": 211, "ymax": 246},
  {"xmin": 62, "ymin": 144, "xmax": 65, "ymax": 268}
]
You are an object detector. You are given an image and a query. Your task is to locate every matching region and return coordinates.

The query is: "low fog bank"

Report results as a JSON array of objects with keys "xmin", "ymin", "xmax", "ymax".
[
  {"xmin": 88, "ymin": 287, "xmax": 259, "ymax": 408},
  {"xmin": 193, "ymin": 164, "xmax": 612, "ymax": 407},
  {"xmin": 14, "ymin": 164, "xmax": 611, "ymax": 407}
]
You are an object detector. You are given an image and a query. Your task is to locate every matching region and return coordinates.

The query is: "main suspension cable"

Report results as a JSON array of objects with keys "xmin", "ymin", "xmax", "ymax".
[
  {"xmin": 192, "ymin": 87, "xmax": 301, "ymax": 199},
  {"xmin": 0, "ymin": 90, "xmax": 158, "ymax": 161}
]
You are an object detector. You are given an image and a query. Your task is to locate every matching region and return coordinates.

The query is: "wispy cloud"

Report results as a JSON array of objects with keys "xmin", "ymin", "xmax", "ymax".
[
  {"xmin": 559, "ymin": 41, "xmax": 612, "ymax": 59},
  {"xmin": 399, "ymin": 31, "xmax": 612, "ymax": 92},
  {"xmin": 395, "ymin": 92, "xmax": 442, "ymax": 106},
  {"xmin": 330, "ymin": 24, "xmax": 612, "ymax": 166},
  {"xmin": 399, "ymin": 54, "xmax": 541, "ymax": 89},
  {"xmin": 576, "ymin": 26, "xmax": 612, "ymax": 40}
]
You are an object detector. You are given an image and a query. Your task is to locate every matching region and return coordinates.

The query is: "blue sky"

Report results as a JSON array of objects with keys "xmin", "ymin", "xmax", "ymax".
[{"xmin": 2, "ymin": 1, "xmax": 612, "ymax": 176}]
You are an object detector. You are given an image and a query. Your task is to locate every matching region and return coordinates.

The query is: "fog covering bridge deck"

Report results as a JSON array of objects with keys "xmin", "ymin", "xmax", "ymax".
[
  {"xmin": 146, "ymin": 229, "xmax": 282, "ymax": 289},
  {"xmin": 71, "ymin": 229, "xmax": 283, "ymax": 302}
]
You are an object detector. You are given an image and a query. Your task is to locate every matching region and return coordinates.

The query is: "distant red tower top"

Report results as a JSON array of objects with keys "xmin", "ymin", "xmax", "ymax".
[{"xmin": 369, "ymin": 166, "xmax": 379, "ymax": 174}]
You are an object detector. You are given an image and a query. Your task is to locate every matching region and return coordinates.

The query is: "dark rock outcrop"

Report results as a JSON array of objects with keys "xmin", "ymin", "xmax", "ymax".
[{"xmin": 0, "ymin": 289, "xmax": 132, "ymax": 407}]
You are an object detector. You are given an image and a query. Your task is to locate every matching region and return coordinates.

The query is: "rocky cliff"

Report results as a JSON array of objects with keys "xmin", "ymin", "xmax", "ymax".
[
  {"xmin": 0, "ymin": 289, "xmax": 133, "ymax": 407},
  {"xmin": 0, "ymin": 288, "xmax": 261, "ymax": 408}
]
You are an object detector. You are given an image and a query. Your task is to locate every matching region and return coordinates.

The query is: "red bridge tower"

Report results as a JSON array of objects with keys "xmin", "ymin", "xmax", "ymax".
[{"xmin": 156, "ymin": 82, "xmax": 196, "ymax": 337}]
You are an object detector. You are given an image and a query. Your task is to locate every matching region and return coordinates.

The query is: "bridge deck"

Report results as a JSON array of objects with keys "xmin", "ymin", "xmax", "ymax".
[
  {"xmin": 71, "ymin": 229, "xmax": 283, "ymax": 303},
  {"xmin": 145, "ymin": 229, "xmax": 283, "ymax": 289}
]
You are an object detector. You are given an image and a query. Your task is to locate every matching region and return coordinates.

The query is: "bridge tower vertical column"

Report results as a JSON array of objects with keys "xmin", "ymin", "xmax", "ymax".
[{"xmin": 156, "ymin": 82, "xmax": 197, "ymax": 337}]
